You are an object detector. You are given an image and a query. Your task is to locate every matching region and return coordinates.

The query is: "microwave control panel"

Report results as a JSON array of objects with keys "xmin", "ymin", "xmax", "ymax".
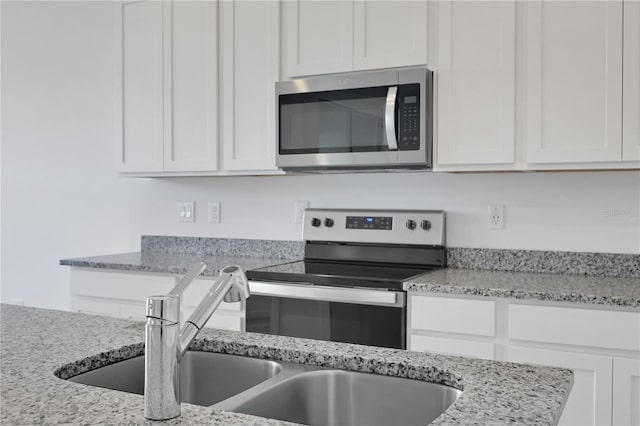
[{"xmin": 398, "ymin": 83, "xmax": 421, "ymax": 151}]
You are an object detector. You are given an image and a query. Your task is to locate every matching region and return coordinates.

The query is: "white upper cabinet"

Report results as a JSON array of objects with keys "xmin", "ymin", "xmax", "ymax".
[
  {"xmin": 435, "ymin": 1, "xmax": 516, "ymax": 170},
  {"xmin": 523, "ymin": 1, "xmax": 624, "ymax": 166},
  {"xmin": 116, "ymin": 0, "xmax": 218, "ymax": 174},
  {"xmin": 164, "ymin": 1, "xmax": 218, "ymax": 172},
  {"xmin": 286, "ymin": 1, "xmax": 354, "ymax": 76},
  {"xmin": 623, "ymin": 0, "xmax": 640, "ymax": 162},
  {"xmin": 285, "ymin": 0, "xmax": 427, "ymax": 77},
  {"xmin": 117, "ymin": 1, "xmax": 164, "ymax": 173},
  {"xmin": 220, "ymin": 1, "xmax": 279, "ymax": 171},
  {"xmin": 353, "ymin": 1, "xmax": 427, "ymax": 71},
  {"xmin": 116, "ymin": 0, "xmax": 281, "ymax": 176}
]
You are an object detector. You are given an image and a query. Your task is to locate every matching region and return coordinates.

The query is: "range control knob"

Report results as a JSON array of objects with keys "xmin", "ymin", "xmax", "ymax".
[
  {"xmin": 311, "ymin": 218, "xmax": 322, "ymax": 227},
  {"xmin": 324, "ymin": 218, "xmax": 334, "ymax": 228},
  {"xmin": 421, "ymin": 220, "xmax": 432, "ymax": 231},
  {"xmin": 406, "ymin": 219, "xmax": 417, "ymax": 230}
]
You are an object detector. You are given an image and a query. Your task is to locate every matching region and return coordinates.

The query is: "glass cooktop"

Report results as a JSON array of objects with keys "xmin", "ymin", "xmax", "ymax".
[{"xmin": 246, "ymin": 260, "xmax": 437, "ymax": 291}]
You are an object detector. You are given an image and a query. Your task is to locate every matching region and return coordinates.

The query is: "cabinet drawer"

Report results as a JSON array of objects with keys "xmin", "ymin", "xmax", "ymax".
[
  {"xmin": 73, "ymin": 298, "xmax": 120, "ymax": 317},
  {"xmin": 71, "ymin": 269, "xmax": 175, "ymax": 302},
  {"xmin": 120, "ymin": 302, "xmax": 147, "ymax": 322},
  {"xmin": 509, "ymin": 304, "xmax": 640, "ymax": 352},
  {"xmin": 410, "ymin": 335, "xmax": 495, "ymax": 360},
  {"xmin": 410, "ymin": 295, "xmax": 496, "ymax": 336}
]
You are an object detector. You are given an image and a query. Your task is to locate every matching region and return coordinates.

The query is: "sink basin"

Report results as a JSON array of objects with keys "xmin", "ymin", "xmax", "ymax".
[
  {"xmin": 217, "ymin": 369, "xmax": 461, "ymax": 426},
  {"xmin": 67, "ymin": 351, "xmax": 282, "ymax": 406},
  {"xmin": 66, "ymin": 350, "xmax": 461, "ymax": 425}
]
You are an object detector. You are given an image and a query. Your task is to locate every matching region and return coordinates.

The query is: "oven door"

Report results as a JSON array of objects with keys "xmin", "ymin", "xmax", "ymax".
[{"xmin": 246, "ymin": 281, "xmax": 406, "ymax": 349}]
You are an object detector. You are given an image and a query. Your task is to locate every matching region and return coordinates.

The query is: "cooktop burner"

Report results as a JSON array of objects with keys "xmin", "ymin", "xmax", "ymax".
[
  {"xmin": 247, "ymin": 260, "xmax": 437, "ymax": 291},
  {"xmin": 247, "ymin": 209, "xmax": 447, "ymax": 292}
]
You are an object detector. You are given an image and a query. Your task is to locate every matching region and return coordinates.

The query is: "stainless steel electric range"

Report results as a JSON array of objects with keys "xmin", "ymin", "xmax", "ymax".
[{"xmin": 246, "ymin": 208, "xmax": 446, "ymax": 349}]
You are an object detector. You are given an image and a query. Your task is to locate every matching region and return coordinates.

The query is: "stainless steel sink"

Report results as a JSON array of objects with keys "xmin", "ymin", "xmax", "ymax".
[
  {"xmin": 67, "ymin": 351, "xmax": 282, "ymax": 406},
  {"xmin": 66, "ymin": 351, "xmax": 461, "ymax": 425},
  {"xmin": 215, "ymin": 369, "xmax": 461, "ymax": 426}
]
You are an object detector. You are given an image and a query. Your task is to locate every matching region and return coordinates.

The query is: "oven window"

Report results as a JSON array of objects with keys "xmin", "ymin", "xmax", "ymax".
[
  {"xmin": 246, "ymin": 295, "xmax": 405, "ymax": 349},
  {"xmin": 279, "ymin": 87, "xmax": 389, "ymax": 154}
]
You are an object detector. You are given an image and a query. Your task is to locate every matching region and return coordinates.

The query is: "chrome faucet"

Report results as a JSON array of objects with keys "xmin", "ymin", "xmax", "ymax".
[{"xmin": 144, "ymin": 262, "xmax": 250, "ymax": 420}]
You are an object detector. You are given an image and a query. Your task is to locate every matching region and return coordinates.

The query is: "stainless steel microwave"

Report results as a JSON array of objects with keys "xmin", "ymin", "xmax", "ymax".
[{"xmin": 276, "ymin": 67, "xmax": 433, "ymax": 172}]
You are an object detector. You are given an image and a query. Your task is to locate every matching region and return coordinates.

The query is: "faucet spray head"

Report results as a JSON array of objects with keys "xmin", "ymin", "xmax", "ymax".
[{"xmin": 221, "ymin": 265, "xmax": 250, "ymax": 303}]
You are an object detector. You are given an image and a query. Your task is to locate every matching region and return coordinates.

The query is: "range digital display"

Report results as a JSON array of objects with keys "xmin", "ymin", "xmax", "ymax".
[{"xmin": 346, "ymin": 216, "xmax": 393, "ymax": 230}]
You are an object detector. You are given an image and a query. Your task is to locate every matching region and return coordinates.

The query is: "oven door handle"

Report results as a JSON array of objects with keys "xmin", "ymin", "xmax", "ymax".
[
  {"xmin": 248, "ymin": 281, "xmax": 406, "ymax": 308},
  {"xmin": 384, "ymin": 86, "xmax": 399, "ymax": 150}
]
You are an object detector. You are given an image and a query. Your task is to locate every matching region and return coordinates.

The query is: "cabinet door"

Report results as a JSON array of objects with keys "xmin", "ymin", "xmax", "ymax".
[
  {"xmin": 523, "ymin": 1, "xmax": 623, "ymax": 165},
  {"xmin": 285, "ymin": 0, "xmax": 353, "ymax": 76},
  {"xmin": 613, "ymin": 356, "xmax": 640, "ymax": 426},
  {"xmin": 353, "ymin": 1, "xmax": 427, "ymax": 71},
  {"xmin": 116, "ymin": 1, "xmax": 164, "ymax": 173},
  {"xmin": 508, "ymin": 346, "xmax": 613, "ymax": 426},
  {"xmin": 623, "ymin": 0, "xmax": 640, "ymax": 161},
  {"xmin": 220, "ymin": 1, "xmax": 278, "ymax": 171},
  {"xmin": 435, "ymin": 1, "xmax": 515, "ymax": 169},
  {"xmin": 163, "ymin": 1, "xmax": 218, "ymax": 172}
]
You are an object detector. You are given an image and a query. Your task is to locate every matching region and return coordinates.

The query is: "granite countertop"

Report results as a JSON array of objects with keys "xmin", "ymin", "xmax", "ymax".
[
  {"xmin": 405, "ymin": 269, "xmax": 640, "ymax": 309},
  {"xmin": 0, "ymin": 304, "xmax": 573, "ymax": 425},
  {"xmin": 59, "ymin": 251, "xmax": 293, "ymax": 278}
]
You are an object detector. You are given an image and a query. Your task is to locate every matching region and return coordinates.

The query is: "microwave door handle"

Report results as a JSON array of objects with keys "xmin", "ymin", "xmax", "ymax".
[{"xmin": 384, "ymin": 86, "xmax": 399, "ymax": 150}]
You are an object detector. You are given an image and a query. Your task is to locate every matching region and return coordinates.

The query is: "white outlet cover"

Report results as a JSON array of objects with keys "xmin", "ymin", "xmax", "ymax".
[
  {"xmin": 208, "ymin": 201, "xmax": 221, "ymax": 223},
  {"xmin": 488, "ymin": 205, "xmax": 505, "ymax": 230}
]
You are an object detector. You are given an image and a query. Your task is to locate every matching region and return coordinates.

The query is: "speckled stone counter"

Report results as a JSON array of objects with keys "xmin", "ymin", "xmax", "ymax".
[
  {"xmin": 1, "ymin": 304, "xmax": 572, "ymax": 425},
  {"xmin": 60, "ymin": 237, "xmax": 303, "ymax": 277},
  {"xmin": 405, "ymin": 269, "xmax": 640, "ymax": 308}
]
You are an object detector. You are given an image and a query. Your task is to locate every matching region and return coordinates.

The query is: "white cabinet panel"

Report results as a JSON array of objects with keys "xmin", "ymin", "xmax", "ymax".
[
  {"xmin": 410, "ymin": 335, "xmax": 495, "ymax": 360},
  {"xmin": 73, "ymin": 298, "xmax": 121, "ymax": 317},
  {"xmin": 523, "ymin": 1, "xmax": 623, "ymax": 165},
  {"xmin": 285, "ymin": 0, "xmax": 354, "ymax": 76},
  {"xmin": 613, "ymin": 356, "xmax": 640, "ymax": 426},
  {"xmin": 436, "ymin": 1, "xmax": 515, "ymax": 168},
  {"xmin": 117, "ymin": 1, "xmax": 164, "ymax": 173},
  {"xmin": 353, "ymin": 1, "xmax": 427, "ymax": 71},
  {"xmin": 623, "ymin": 0, "xmax": 640, "ymax": 161},
  {"xmin": 164, "ymin": 1, "xmax": 218, "ymax": 172},
  {"xmin": 508, "ymin": 345, "xmax": 613, "ymax": 426},
  {"xmin": 508, "ymin": 304, "xmax": 640, "ymax": 352},
  {"xmin": 221, "ymin": 1, "xmax": 278, "ymax": 171},
  {"xmin": 410, "ymin": 295, "xmax": 495, "ymax": 336},
  {"xmin": 120, "ymin": 302, "xmax": 147, "ymax": 322},
  {"xmin": 71, "ymin": 269, "xmax": 176, "ymax": 302}
]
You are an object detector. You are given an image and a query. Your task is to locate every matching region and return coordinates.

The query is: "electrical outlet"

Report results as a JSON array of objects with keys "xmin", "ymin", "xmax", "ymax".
[
  {"xmin": 294, "ymin": 200, "xmax": 309, "ymax": 224},
  {"xmin": 488, "ymin": 205, "xmax": 505, "ymax": 230},
  {"xmin": 208, "ymin": 201, "xmax": 221, "ymax": 223},
  {"xmin": 177, "ymin": 202, "xmax": 195, "ymax": 223}
]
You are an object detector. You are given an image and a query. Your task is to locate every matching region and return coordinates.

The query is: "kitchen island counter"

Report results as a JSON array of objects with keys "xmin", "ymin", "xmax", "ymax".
[{"xmin": 0, "ymin": 304, "xmax": 572, "ymax": 425}]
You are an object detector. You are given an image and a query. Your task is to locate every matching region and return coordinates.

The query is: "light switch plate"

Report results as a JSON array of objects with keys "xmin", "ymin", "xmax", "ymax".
[{"xmin": 177, "ymin": 202, "xmax": 195, "ymax": 223}]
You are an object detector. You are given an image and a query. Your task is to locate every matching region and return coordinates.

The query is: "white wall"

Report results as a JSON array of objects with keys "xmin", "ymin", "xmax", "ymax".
[
  {"xmin": 1, "ymin": 2, "xmax": 138, "ymax": 310},
  {"xmin": 1, "ymin": 2, "xmax": 639, "ymax": 311},
  {"xmin": 127, "ymin": 171, "xmax": 640, "ymax": 254}
]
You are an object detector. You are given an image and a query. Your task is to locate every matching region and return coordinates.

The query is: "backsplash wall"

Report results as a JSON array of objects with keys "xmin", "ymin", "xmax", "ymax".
[{"xmin": 127, "ymin": 171, "xmax": 640, "ymax": 254}]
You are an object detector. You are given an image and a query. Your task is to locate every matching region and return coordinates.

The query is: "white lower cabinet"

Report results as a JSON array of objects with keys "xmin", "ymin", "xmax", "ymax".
[
  {"xmin": 508, "ymin": 346, "xmax": 613, "ymax": 426},
  {"xmin": 613, "ymin": 356, "xmax": 640, "ymax": 426},
  {"xmin": 70, "ymin": 268, "xmax": 245, "ymax": 331},
  {"xmin": 408, "ymin": 293, "xmax": 640, "ymax": 425}
]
